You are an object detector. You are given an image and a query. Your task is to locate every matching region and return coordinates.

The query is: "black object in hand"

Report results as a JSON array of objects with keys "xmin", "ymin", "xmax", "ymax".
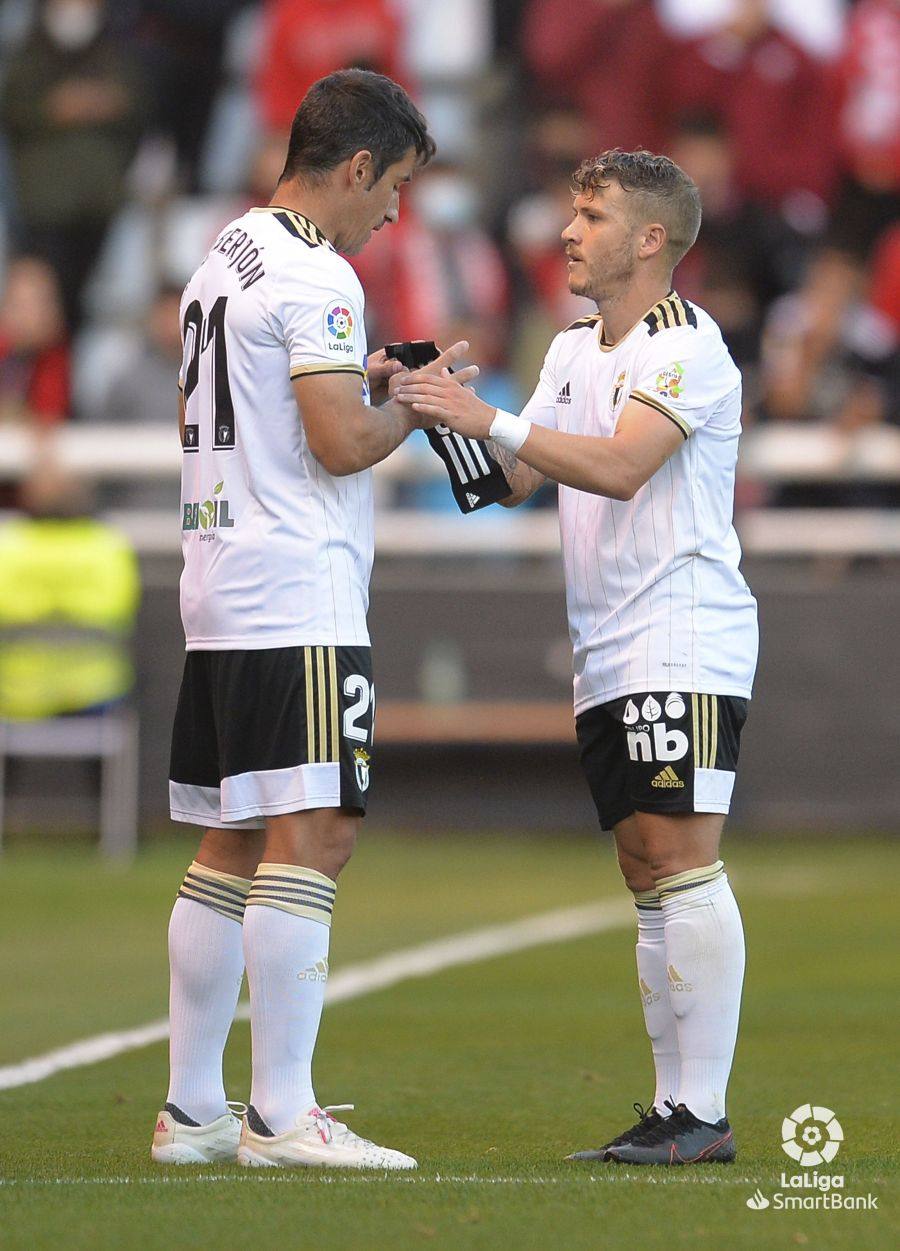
[{"xmin": 383, "ymin": 340, "xmax": 512, "ymax": 514}]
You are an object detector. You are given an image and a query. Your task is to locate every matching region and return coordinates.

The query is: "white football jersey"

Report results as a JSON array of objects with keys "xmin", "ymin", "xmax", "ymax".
[
  {"xmin": 523, "ymin": 292, "xmax": 758, "ymax": 713},
  {"xmin": 177, "ymin": 206, "xmax": 372, "ymax": 650}
]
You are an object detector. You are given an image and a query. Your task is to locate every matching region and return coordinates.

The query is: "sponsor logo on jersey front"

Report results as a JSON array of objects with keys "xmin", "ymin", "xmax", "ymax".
[
  {"xmin": 324, "ymin": 304, "xmax": 355, "ymax": 355},
  {"xmin": 183, "ymin": 479, "xmax": 235, "ymax": 538},
  {"xmin": 654, "ymin": 361, "xmax": 685, "ymax": 400}
]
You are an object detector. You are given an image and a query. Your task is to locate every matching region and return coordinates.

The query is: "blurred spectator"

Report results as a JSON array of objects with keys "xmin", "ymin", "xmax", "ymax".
[
  {"xmin": 0, "ymin": 257, "xmax": 69, "ymax": 430},
  {"xmin": 504, "ymin": 110, "xmax": 595, "ymax": 389},
  {"xmin": 255, "ymin": 0, "xmax": 406, "ymax": 133},
  {"xmin": 351, "ymin": 163, "xmax": 511, "ymax": 351},
  {"xmin": 827, "ymin": 0, "xmax": 900, "ymax": 262},
  {"xmin": 669, "ymin": 0, "xmax": 841, "ymax": 220},
  {"xmin": 657, "ymin": 0, "xmax": 847, "ymax": 62},
  {"xmin": 521, "ymin": 0, "xmax": 670, "ymax": 154},
  {"xmin": 131, "ymin": 0, "xmax": 249, "ymax": 191},
  {"xmin": 95, "ymin": 283, "xmax": 181, "ymax": 424},
  {"xmin": 669, "ymin": 112, "xmax": 801, "ymax": 374},
  {"xmin": 0, "ymin": 0, "xmax": 144, "ymax": 328}
]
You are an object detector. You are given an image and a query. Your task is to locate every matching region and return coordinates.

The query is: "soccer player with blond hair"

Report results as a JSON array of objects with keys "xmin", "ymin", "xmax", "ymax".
[{"xmin": 395, "ymin": 149, "xmax": 758, "ymax": 1165}]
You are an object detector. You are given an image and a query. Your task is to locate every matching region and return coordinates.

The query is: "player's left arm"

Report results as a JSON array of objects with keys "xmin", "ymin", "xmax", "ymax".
[{"xmin": 394, "ymin": 373, "xmax": 684, "ymax": 501}]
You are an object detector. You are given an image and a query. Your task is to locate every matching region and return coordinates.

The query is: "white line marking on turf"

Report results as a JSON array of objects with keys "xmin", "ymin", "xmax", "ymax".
[
  {"xmin": 0, "ymin": 1174, "xmax": 760, "ymax": 1187},
  {"xmin": 0, "ymin": 899, "xmax": 632, "ymax": 1093}
]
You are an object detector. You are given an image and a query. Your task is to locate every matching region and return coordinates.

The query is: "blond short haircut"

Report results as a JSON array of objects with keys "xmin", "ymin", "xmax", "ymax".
[{"xmin": 572, "ymin": 149, "xmax": 702, "ymax": 267}]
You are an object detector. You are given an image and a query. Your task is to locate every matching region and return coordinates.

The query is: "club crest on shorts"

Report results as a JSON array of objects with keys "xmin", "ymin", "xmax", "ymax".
[{"xmin": 353, "ymin": 747, "xmax": 371, "ymax": 791}]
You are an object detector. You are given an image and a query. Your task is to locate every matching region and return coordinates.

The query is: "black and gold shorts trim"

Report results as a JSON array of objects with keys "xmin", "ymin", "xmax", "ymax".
[
  {"xmin": 576, "ymin": 690, "xmax": 748, "ymax": 831},
  {"xmin": 169, "ymin": 645, "xmax": 374, "ymax": 828}
]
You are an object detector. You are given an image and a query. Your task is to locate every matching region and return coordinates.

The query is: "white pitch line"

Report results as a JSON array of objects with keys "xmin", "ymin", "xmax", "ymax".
[{"xmin": 0, "ymin": 899, "xmax": 632, "ymax": 1093}]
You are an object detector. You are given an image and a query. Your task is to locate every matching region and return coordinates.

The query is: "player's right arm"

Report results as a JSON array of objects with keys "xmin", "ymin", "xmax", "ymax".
[{"xmin": 294, "ymin": 341, "xmax": 477, "ymax": 476}]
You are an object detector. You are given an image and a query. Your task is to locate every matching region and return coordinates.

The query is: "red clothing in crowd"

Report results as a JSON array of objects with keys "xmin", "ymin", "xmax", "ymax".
[
  {"xmin": 0, "ymin": 335, "xmax": 69, "ymax": 425},
  {"xmin": 521, "ymin": 0, "xmax": 671, "ymax": 154},
  {"xmin": 256, "ymin": 0, "xmax": 406, "ymax": 130},
  {"xmin": 838, "ymin": 0, "xmax": 900, "ymax": 189},
  {"xmin": 869, "ymin": 225, "xmax": 900, "ymax": 331},
  {"xmin": 671, "ymin": 28, "xmax": 841, "ymax": 210},
  {"xmin": 350, "ymin": 212, "xmax": 509, "ymax": 347}
]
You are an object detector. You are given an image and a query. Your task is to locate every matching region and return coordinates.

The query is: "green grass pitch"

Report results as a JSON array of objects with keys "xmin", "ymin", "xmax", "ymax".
[{"xmin": 0, "ymin": 832, "xmax": 896, "ymax": 1250}]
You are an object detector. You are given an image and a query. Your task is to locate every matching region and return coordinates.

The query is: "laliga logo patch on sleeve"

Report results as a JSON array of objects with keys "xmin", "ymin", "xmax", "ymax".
[
  {"xmin": 324, "ymin": 304, "xmax": 355, "ymax": 355},
  {"xmin": 654, "ymin": 361, "xmax": 685, "ymax": 400}
]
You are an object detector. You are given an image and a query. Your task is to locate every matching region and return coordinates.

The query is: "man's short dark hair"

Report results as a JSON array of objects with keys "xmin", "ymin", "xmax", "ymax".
[
  {"xmin": 573, "ymin": 149, "xmax": 702, "ymax": 268},
  {"xmin": 280, "ymin": 70, "xmax": 436, "ymax": 185}
]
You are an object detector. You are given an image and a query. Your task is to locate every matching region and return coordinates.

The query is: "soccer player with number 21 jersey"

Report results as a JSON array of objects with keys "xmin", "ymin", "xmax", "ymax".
[
  {"xmin": 154, "ymin": 71, "xmax": 479, "ymax": 1170},
  {"xmin": 396, "ymin": 150, "xmax": 759, "ymax": 1165}
]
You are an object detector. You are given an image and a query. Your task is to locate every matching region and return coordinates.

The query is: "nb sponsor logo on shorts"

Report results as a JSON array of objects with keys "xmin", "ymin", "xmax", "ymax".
[{"xmin": 624, "ymin": 694, "xmax": 689, "ymax": 764}]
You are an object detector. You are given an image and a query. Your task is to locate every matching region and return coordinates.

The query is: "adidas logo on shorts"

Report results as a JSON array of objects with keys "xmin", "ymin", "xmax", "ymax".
[{"xmin": 651, "ymin": 765, "xmax": 684, "ymax": 789}]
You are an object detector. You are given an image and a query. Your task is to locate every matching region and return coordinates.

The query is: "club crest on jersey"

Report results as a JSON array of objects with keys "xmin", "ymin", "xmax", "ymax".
[
  {"xmin": 324, "ymin": 304, "xmax": 355, "ymax": 355},
  {"xmin": 611, "ymin": 370, "xmax": 627, "ymax": 409},
  {"xmin": 654, "ymin": 361, "xmax": 685, "ymax": 400},
  {"xmin": 353, "ymin": 747, "xmax": 371, "ymax": 791}
]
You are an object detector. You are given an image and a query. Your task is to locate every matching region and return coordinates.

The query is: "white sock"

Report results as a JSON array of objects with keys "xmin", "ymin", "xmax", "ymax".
[
  {"xmin": 243, "ymin": 863, "xmax": 336, "ymax": 1134},
  {"xmin": 166, "ymin": 865, "xmax": 249, "ymax": 1124},
  {"xmin": 633, "ymin": 890, "xmax": 680, "ymax": 1115},
  {"xmin": 658, "ymin": 861, "xmax": 745, "ymax": 1125}
]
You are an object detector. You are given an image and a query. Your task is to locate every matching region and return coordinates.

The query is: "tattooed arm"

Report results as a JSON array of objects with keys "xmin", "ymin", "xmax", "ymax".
[{"xmin": 489, "ymin": 439, "xmax": 547, "ymax": 508}]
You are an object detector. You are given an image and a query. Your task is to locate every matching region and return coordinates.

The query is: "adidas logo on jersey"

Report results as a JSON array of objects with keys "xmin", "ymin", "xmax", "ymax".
[
  {"xmin": 556, "ymin": 381, "xmax": 572, "ymax": 404},
  {"xmin": 651, "ymin": 765, "xmax": 684, "ymax": 789},
  {"xmin": 298, "ymin": 958, "xmax": 329, "ymax": 982},
  {"xmin": 466, "ymin": 492, "xmax": 481, "ymax": 507}
]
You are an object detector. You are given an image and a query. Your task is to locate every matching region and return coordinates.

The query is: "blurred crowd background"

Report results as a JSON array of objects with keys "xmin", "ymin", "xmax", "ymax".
[
  {"xmin": 0, "ymin": 0, "xmax": 896, "ymax": 511},
  {"xmin": 0, "ymin": 0, "xmax": 898, "ymax": 845}
]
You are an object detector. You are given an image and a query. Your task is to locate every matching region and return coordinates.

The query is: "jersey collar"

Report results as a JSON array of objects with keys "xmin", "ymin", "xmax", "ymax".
[
  {"xmin": 597, "ymin": 289, "xmax": 679, "ymax": 352},
  {"xmin": 250, "ymin": 205, "xmax": 333, "ymax": 250}
]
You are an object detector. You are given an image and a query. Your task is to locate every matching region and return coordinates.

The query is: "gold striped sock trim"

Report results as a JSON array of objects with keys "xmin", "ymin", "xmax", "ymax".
[
  {"xmin": 657, "ymin": 860, "xmax": 725, "ymax": 901},
  {"xmin": 633, "ymin": 888, "xmax": 662, "ymax": 912},
  {"xmin": 245, "ymin": 863, "xmax": 337, "ymax": 926},
  {"xmin": 177, "ymin": 861, "xmax": 252, "ymax": 923}
]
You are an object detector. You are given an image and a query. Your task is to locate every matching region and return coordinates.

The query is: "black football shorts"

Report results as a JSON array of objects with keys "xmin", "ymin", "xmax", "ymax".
[
  {"xmin": 576, "ymin": 690, "xmax": 749, "ymax": 831},
  {"xmin": 169, "ymin": 645, "xmax": 375, "ymax": 828}
]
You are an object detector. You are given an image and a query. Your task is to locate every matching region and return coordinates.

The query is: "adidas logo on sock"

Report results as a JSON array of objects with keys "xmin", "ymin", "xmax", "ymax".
[
  {"xmin": 556, "ymin": 381, "xmax": 572, "ymax": 404},
  {"xmin": 639, "ymin": 976, "xmax": 660, "ymax": 1005},
  {"xmin": 651, "ymin": 765, "xmax": 684, "ymax": 789},
  {"xmin": 298, "ymin": 958, "xmax": 329, "ymax": 982},
  {"xmin": 466, "ymin": 491, "xmax": 481, "ymax": 507},
  {"xmin": 667, "ymin": 963, "xmax": 692, "ymax": 993}
]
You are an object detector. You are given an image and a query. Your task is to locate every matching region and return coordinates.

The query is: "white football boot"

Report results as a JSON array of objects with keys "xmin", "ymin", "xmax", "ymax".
[
  {"xmin": 151, "ymin": 1102, "xmax": 245, "ymax": 1164},
  {"xmin": 237, "ymin": 1103, "xmax": 417, "ymax": 1170}
]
